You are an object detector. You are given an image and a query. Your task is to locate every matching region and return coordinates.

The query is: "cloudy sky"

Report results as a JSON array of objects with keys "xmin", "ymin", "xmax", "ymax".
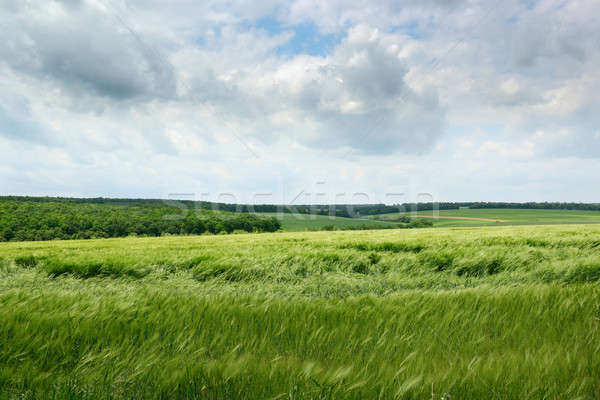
[{"xmin": 1, "ymin": 0, "xmax": 599, "ymax": 204}]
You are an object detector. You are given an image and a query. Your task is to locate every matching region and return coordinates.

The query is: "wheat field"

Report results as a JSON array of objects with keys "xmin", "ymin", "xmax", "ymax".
[{"xmin": 1, "ymin": 225, "xmax": 599, "ymax": 399}]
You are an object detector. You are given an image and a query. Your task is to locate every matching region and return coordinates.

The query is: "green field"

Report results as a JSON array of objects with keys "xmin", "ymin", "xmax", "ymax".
[
  {"xmin": 371, "ymin": 208, "xmax": 600, "ymax": 227},
  {"xmin": 1, "ymin": 225, "xmax": 599, "ymax": 399},
  {"xmin": 260, "ymin": 212, "xmax": 399, "ymax": 231}
]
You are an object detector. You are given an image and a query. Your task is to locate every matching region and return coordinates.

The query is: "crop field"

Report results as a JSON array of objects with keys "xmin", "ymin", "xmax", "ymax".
[
  {"xmin": 1, "ymin": 225, "xmax": 599, "ymax": 399},
  {"xmin": 258, "ymin": 212, "xmax": 399, "ymax": 231},
  {"xmin": 371, "ymin": 208, "xmax": 600, "ymax": 227}
]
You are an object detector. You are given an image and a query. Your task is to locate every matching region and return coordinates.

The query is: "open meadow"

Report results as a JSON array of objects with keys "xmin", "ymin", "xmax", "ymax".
[
  {"xmin": 370, "ymin": 208, "xmax": 600, "ymax": 227},
  {"xmin": 258, "ymin": 212, "xmax": 400, "ymax": 231},
  {"xmin": 1, "ymin": 224, "xmax": 599, "ymax": 399}
]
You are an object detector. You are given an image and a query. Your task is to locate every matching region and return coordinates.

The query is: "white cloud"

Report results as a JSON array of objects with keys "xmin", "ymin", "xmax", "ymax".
[{"xmin": 0, "ymin": 0, "xmax": 598, "ymax": 201}]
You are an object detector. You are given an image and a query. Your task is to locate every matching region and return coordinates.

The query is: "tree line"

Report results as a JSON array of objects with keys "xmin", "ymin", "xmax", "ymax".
[
  {"xmin": 2, "ymin": 196, "xmax": 599, "ymax": 242},
  {"xmin": 240, "ymin": 201, "xmax": 600, "ymax": 216},
  {"xmin": 4, "ymin": 196, "xmax": 599, "ymax": 216},
  {"xmin": 0, "ymin": 199, "xmax": 280, "ymax": 242}
]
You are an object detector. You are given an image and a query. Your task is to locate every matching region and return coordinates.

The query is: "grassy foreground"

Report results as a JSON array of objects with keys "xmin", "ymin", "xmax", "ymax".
[{"xmin": 1, "ymin": 225, "xmax": 599, "ymax": 399}]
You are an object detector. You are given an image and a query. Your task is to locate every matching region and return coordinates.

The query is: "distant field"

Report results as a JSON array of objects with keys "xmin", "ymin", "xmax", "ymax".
[
  {"xmin": 1, "ymin": 224, "xmax": 599, "ymax": 398},
  {"xmin": 370, "ymin": 208, "xmax": 600, "ymax": 227},
  {"xmin": 260, "ymin": 212, "xmax": 399, "ymax": 231}
]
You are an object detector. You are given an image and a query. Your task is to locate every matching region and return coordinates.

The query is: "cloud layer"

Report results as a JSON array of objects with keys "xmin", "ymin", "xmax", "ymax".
[{"xmin": 0, "ymin": 0, "xmax": 598, "ymax": 201}]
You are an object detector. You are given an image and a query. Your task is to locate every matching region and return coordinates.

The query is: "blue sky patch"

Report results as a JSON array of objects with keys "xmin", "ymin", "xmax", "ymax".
[
  {"xmin": 255, "ymin": 17, "xmax": 344, "ymax": 57},
  {"xmin": 390, "ymin": 20, "xmax": 422, "ymax": 39}
]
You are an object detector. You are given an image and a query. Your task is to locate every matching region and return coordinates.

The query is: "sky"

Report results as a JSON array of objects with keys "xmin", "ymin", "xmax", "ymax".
[{"xmin": 0, "ymin": 0, "xmax": 599, "ymax": 204}]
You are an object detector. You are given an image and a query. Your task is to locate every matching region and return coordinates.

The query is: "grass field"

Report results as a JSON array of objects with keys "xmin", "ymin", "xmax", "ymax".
[
  {"xmin": 370, "ymin": 208, "xmax": 600, "ymax": 227},
  {"xmin": 260, "ymin": 212, "xmax": 399, "ymax": 231},
  {"xmin": 1, "ymin": 225, "xmax": 599, "ymax": 399}
]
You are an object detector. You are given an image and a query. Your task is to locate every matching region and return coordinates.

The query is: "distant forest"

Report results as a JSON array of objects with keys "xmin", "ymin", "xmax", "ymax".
[
  {"xmin": 232, "ymin": 201, "xmax": 600, "ymax": 217},
  {"xmin": 3, "ymin": 196, "xmax": 599, "ymax": 215},
  {"xmin": 330, "ymin": 201, "xmax": 600, "ymax": 216},
  {"xmin": 1, "ymin": 196, "xmax": 599, "ymax": 242},
  {"xmin": 0, "ymin": 197, "xmax": 280, "ymax": 242}
]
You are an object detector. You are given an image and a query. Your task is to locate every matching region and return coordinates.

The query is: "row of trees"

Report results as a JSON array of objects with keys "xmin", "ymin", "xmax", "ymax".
[
  {"xmin": 4, "ymin": 197, "xmax": 600, "ymax": 216},
  {"xmin": 0, "ymin": 200, "xmax": 280, "ymax": 242},
  {"xmin": 319, "ymin": 218, "xmax": 433, "ymax": 231}
]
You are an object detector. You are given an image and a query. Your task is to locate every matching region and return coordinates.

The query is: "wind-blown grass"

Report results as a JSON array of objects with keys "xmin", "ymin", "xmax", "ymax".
[{"xmin": 0, "ymin": 224, "xmax": 599, "ymax": 399}]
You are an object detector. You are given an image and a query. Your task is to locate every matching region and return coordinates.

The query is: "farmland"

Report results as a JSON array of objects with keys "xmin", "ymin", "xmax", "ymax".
[
  {"xmin": 1, "ymin": 224, "xmax": 599, "ymax": 399},
  {"xmin": 370, "ymin": 208, "xmax": 600, "ymax": 227},
  {"xmin": 3, "ymin": 198, "xmax": 600, "ymax": 239},
  {"xmin": 258, "ymin": 212, "xmax": 401, "ymax": 231}
]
